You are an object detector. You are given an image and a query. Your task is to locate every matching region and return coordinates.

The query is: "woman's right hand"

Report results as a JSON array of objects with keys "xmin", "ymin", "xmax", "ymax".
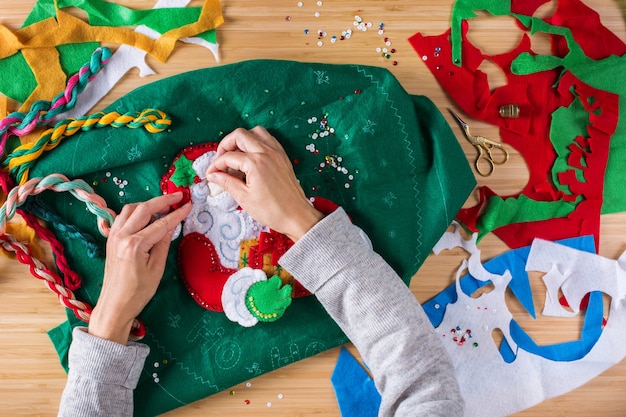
[{"xmin": 205, "ymin": 126, "xmax": 323, "ymax": 242}]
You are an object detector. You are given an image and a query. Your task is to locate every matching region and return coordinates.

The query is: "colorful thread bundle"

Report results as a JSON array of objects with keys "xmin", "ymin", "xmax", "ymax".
[
  {"xmin": 0, "ymin": 173, "xmax": 146, "ymax": 339},
  {"xmin": 0, "ymin": 46, "xmax": 170, "ymax": 340},
  {"xmin": 0, "ymin": 174, "xmax": 115, "ymax": 237},
  {"xmin": 0, "ymin": 170, "xmax": 83, "ymax": 290},
  {"xmin": 0, "ymin": 46, "xmax": 111, "ymax": 154},
  {"xmin": 4, "ymin": 108, "xmax": 171, "ymax": 185}
]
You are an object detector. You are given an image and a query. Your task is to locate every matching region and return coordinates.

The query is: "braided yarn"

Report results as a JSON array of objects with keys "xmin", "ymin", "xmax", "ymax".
[
  {"xmin": 4, "ymin": 108, "xmax": 171, "ymax": 185},
  {"xmin": 22, "ymin": 198, "xmax": 102, "ymax": 259},
  {"xmin": 0, "ymin": 170, "xmax": 94, "ymax": 290},
  {"xmin": 0, "ymin": 173, "xmax": 146, "ymax": 340},
  {"xmin": 0, "ymin": 47, "xmax": 112, "ymax": 155},
  {"xmin": 0, "ymin": 232, "xmax": 145, "ymax": 340},
  {"xmin": 0, "ymin": 174, "xmax": 115, "ymax": 237}
]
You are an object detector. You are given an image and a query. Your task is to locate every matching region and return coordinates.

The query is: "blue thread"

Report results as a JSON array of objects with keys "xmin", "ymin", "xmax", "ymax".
[{"xmin": 22, "ymin": 199, "xmax": 102, "ymax": 258}]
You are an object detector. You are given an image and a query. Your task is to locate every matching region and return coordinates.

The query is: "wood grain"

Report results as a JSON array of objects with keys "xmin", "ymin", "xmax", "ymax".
[{"xmin": 0, "ymin": 0, "xmax": 624, "ymax": 415}]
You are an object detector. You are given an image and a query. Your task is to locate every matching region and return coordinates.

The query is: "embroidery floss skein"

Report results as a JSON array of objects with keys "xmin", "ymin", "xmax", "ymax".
[
  {"xmin": 0, "ymin": 173, "xmax": 147, "ymax": 339},
  {"xmin": 0, "ymin": 174, "xmax": 115, "ymax": 237},
  {"xmin": 4, "ymin": 108, "xmax": 171, "ymax": 185},
  {"xmin": 0, "ymin": 47, "xmax": 112, "ymax": 155},
  {"xmin": 0, "ymin": 170, "xmax": 87, "ymax": 290},
  {"xmin": 0, "ymin": 232, "xmax": 145, "ymax": 340}
]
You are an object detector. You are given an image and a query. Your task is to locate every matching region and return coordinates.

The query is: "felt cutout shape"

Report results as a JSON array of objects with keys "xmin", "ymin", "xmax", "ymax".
[
  {"xmin": 0, "ymin": 0, "xmax": 223, "ymax": 112},
  {"xmin": 48, "ymin": 0, "xmax": 221, "ymax": 120},
  {"xmin": 161, "ymin": 142, "xmax": 341, "ymax": 325},
  {"xmin": 331, "ymin": 347, "xmax": 381, "ymax": 417},
  {"xmin": 410, "ymin": 0, "xmax": 623, "ymax": 249},
  {"xmin": 420, "ymin": 224, "xmax": 625, "ymax": 417}
]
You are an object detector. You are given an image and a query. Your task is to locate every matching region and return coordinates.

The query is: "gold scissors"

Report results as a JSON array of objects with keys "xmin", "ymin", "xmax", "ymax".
[{"xmin": 448, "ymin": 109, "xmax": 509, "ymax": 177}]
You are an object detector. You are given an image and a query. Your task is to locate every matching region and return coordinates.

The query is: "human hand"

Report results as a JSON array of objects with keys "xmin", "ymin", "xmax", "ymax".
[
  {"xmin": 205, "ymin": 126, "xmax": 324, "ymax": 241},
  {"xmin": 88, "ymin": 192, "xmax": 191, "ymax": 345}
]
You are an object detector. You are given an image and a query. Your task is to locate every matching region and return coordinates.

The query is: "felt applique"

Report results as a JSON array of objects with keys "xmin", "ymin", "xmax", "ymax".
[
  {"xmin": 410, "ymin": 0, "xmax": 624, "ymax": 250},
  {"xmin": 162, "ymin": 142, "xmax": 340, "ymax": 326}
]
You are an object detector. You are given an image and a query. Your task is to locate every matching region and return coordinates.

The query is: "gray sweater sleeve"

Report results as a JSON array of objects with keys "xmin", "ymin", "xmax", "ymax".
[
  {"xmin": 280, "ymin": 208, "xmax": 464, "ymax": 417},
  {"xmin": 57, "ymin": 327, "xmax": 149, "ymax": 417},
  {"xmin": 57, "ymin": 208, "xmax": 462, "ymax": 417}
]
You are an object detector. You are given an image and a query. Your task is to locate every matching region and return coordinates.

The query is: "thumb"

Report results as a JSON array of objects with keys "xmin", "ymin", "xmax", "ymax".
[{"xmin": 206, "ymin": 171, "xmax": 247, "ymax": 201}]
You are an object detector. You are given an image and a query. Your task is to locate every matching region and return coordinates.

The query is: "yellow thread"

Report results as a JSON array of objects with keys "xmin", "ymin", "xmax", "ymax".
[{"xmin": 7, "ymin": 109, "xmax": 170, "ymax": 185}]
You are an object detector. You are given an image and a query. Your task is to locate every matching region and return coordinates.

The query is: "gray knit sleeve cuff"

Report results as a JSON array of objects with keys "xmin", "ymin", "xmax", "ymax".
[
  {"xmin": 279, "ymin": 207, "xmax": 371, "ymax": 293},
  {"xmin": 70, "ymin": 327, "xmax": 150, "ymax": 390}
]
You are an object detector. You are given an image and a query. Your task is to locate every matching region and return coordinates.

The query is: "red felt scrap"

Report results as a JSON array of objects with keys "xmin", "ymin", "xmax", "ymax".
[{"xmin": 408, "ymin": 0, "xmax": 622, "ymax": 250}]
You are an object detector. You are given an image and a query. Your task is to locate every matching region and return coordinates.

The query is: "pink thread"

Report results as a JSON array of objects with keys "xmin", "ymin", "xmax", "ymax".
[
  {"xmin": 0, "ymin": 170, "xmax": 81, "ymax": 289},
  {"xmin": 0, "ymin": 174, "xmax": 116, "ymax": 236}
]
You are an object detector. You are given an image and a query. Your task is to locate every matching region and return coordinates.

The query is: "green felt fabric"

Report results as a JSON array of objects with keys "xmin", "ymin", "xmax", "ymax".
[
  {"xmin": 511, "ymin": 16, "xmax": 626, "ymax": 214},
  {"xmin": 0, "ymin": 0, "xmax": 217, "ymax": 103},
  {"xmin": 550, "ymin": 95, "xmax": 589, "ymax": 194},
  {"xmin": 476, "ymin": 195, "xmax": 578, "ymax": 240},
  {"xmin": 25, "ymin": 60, "xmax": 474, "ymax": 416}
]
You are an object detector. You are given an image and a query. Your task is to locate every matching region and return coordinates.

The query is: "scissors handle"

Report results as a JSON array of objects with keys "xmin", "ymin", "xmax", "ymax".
[
  {"xmin": 472, "ymin": 136, "xmax": 509, "ymax": 176},
  {"xmin": 474, "ymin": 149, "xmax": 495, "ymax": 177}
]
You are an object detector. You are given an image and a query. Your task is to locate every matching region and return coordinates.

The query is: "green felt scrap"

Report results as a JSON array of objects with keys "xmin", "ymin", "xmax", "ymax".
[
  {"xmin": 0, "ymin": 0, "xmax": 217, "ymax": 103},
  {"xmin": 24, "ymin": 60, "xmax": 475, "ymax": 416},
  {"xmin": 450, "ymin": 0, "xmax": 513, "ymax": 66},
  {"xmin": 550, "ymin": 95, "xmax": 590, "ymax": 195},
  {"xmin": 476, "ymin": 194, "xmax": 579, "ymax": 241},
  {"xmin": 511, "ymin": 16, "xmax": 626, "ymax": 214}
]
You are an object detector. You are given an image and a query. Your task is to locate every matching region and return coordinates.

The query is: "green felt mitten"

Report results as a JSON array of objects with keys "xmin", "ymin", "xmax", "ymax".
[{"xmin": 245, "ymin": 276, "xmax": 292, "ymax": 322}]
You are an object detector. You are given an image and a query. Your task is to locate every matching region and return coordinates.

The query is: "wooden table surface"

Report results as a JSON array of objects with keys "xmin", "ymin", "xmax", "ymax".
[{"xmin": 0, "ymin": 0, "xmax": 625, "ymax": 416}]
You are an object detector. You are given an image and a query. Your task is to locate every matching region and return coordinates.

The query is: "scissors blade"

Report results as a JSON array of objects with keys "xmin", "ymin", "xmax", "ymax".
[
  {"xmin": 447, "ymin": 108, "xmax": 474, "ymax": 142},
  {"xmin": 447, "ymin": 108, "xmax": 468, "ymax": 130}
]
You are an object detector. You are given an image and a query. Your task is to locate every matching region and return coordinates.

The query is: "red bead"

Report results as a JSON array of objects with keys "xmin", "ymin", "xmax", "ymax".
[{"xmin": 354, "ymin": 89, "xmax": 361, "ymax": 94}]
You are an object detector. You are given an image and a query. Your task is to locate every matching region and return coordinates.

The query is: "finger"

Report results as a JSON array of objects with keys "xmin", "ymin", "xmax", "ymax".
[
  {"xmin": 121, "ymin": 192, "xmax": 185, "ymax": 234},
  {"xmin": 206, "ymin": 150, "xmax": 252, "ymax": 175},
  {"xmin": 248, "ymin": 126, "xmax": 283, "ymax": 151},
  {"xmin": 147, "ymin": 229, "xmax": 174, "ymax": 273},
  {"xmin": 135, "ymin": 202, "xmax": 191, "ymax": 251},
  {"xmin": 206, "ymin": 171, "xmax": 247, "ymax": 202},
  {"xmin": 110, "ymin": 202, "xmax": 140, "ymax": 232},
  {"xmin": 216, "ymin": 127, "xmax": 271, "ymax": 156}
]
